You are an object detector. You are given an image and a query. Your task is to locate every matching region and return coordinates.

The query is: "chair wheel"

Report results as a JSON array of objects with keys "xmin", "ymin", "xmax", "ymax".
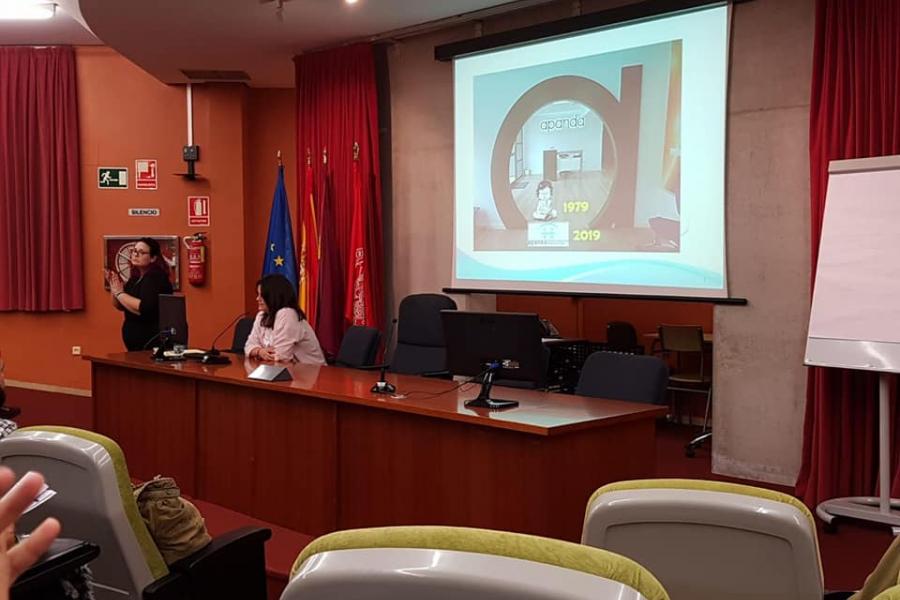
[
  {"xmin": 823, "ymin": 520, "xmax": 838, "ymax": 534},
  {"xmin": 685, "ymin": 445, "xmax": 696, "ymax": 458}
]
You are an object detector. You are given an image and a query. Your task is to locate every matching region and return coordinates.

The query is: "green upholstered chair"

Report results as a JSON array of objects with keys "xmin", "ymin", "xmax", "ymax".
[
  {"xmin": 582, "ymin": 479, "xmax": 823, "ymax": 600},
  {"xmin": 282, "ymin": 525, "xmax": 669, "ymax": 600},
  {"xmin": 0, "ymin": 426, "xmax": 271, "ymax": 600}
]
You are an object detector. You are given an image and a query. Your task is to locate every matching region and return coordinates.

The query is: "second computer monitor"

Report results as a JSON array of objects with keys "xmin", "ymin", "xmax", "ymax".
[
  {"xmin": 440, "ymin": 310, "xmax": 547, "ymax": 388},
  {"xmin": 158, "ymin": 294, "xmax": 189, "ymax": 346}
]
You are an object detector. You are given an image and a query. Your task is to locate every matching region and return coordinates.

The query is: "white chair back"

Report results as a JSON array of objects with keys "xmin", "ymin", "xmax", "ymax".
[
  {"xmin": 0, "ymin": 428, "xmax": 166, "ymax": 599},
  {"xmin": 582, "ymin": 483, "xmax": 823, "ymax": 600},
  {"xmin": 284, "ymin": 547, "xmax": 649, "ymax": 600}
]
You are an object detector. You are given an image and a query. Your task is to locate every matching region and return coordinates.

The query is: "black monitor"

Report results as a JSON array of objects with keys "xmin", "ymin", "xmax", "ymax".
[
  {"xmin": 441, "ymin": 310, "xmax": 547, "ymax": 410},
  {"xmin": 158, "ymin": 294, "xmax": 189, "ymax": 347}
]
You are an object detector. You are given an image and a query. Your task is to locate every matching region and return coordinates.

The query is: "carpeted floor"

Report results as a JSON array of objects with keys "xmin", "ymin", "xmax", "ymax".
[{"xmin": 657, "ymin": 421, "xmax": 894, "ymax": 592}]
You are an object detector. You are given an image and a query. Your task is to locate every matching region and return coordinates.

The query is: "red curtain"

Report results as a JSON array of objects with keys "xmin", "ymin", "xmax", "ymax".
[
  {"xmin": 0, "ymin": 46, "xmax": 83, "ymax": 312},
  {"xmin": 294, "ymin": 43, "xmax": 384, "ymax": 356},
  {"xmin": 796, "ymin": 0, "xmax": 900, "ymax": 506}
]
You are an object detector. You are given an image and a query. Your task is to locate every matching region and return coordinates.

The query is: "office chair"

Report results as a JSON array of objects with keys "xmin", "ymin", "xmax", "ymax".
[
  {"xmin": 282, "ymin": 526, "xmax": 669, "ymax": 600},
  {"xmin": 390, "ymin": 294, "xmax": 457, "ymax": 376},
  {"xmin": 657, "ymin": 325, "xmax": 712, "ymax": 457},
  {"xmin": 0, "ymin": 426, "xmax": 271, "ymax": 600},
  {"xmin": 581, "ymin": 479, "xmax": 822, "ymax": 600},
  {"xmin": 575, "ymin": 352, "xmax": 668, "ymax": 404},
  {"xmin": 335, "ymin": 326, "xmax": 381, "ymax": 368},
  {"xmin": 604, "ymin": 321, "xmax": 645, "ymax": 354},
  {"xmin": 230, "ymin": 316, "xmax": 255, "ymax": 354}
]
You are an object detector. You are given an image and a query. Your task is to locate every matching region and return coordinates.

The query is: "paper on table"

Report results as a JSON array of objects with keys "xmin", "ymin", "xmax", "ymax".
[{"xmin": 24, "ymin": 484, "xmax": 56, "ymax": 515}]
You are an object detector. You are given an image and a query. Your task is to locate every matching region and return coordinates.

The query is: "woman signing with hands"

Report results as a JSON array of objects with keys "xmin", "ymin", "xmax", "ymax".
[{"xmin": 106, "ymin": 238, "xmax": 173, "ymax": 351}]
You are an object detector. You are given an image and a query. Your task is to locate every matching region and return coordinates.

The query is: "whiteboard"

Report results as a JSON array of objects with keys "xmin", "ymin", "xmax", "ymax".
[{"xmin": 806, "ymin": 155, "xmax": 900, "ymax": 373}]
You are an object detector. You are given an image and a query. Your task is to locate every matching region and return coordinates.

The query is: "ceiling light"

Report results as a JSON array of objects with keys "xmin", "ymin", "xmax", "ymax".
[
  {"xmin": 345, "ymin": 0, "xmax": 359, "ymax": 4},
  {"xmin": 0, "ymin": 2, "xmax": 56, "ymax": 20}
]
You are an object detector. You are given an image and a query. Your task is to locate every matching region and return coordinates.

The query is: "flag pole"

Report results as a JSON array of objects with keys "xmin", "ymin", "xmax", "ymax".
[
  {"xmin": 276, "ymin": 150, "xmax": 283, "ymax": 167},
  {"xmin": 353, "ymin": 141, "xmax": 359, "ymax": 161}
]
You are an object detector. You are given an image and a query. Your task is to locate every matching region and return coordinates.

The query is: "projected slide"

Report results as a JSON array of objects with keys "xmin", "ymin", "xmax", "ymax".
[{"xmin": 453, "ymin": 4, "xmax": 729, "ymax": 297}]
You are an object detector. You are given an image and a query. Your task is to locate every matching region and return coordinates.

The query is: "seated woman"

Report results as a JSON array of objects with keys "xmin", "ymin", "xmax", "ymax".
[{"xmin": 245, "ymin": 274, "xmax": 325, "ymax": 365}]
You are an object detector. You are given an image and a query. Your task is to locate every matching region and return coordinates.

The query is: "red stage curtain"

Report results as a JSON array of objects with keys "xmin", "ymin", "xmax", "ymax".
[
  {"xmin": 797, "ymin": 0, "xmax": 900, "ymax": 506},
  {"xmin": 0, "ymin": 46, "xmax": 83, "ymax": 312},
  {"xmin": 294, "ymin": 44, "xmax": 384, "ymax": 357}
]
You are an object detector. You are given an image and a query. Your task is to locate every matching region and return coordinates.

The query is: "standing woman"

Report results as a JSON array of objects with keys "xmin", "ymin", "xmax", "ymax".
[
  {"xmin": 245, "ymin": 274, "xmax": 325, "ymax": 365},
  {"xmin": 106, "ymin": 237, "xmax": 174, "ymax": 351}
]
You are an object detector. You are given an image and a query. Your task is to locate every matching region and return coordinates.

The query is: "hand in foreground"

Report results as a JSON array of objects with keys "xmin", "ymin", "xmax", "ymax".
[{"xmin": 0, "ymin": 469, "xmax": 61, "ymax": 600}]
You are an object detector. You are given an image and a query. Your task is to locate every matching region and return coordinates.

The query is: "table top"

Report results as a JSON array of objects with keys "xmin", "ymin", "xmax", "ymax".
[{"xmin": 87, "ymin": 352, "xmax": 666, "ymax": 437}]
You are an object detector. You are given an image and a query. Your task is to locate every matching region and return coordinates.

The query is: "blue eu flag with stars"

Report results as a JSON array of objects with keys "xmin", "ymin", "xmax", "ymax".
[{"xmin": 262, "ymin": 165, "xmax": 298, "ymax": 291}]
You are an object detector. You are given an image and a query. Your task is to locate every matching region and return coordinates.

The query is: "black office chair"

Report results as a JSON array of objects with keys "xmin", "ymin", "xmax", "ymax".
[
  {"xmin": 658, "ymin": 324, "xmax": 712, "ymax": 457},
  {"xmin": 335, "ymin": 326, "xmax": 381, "ymax": 368},
  {"xmin": 229, "ymin": 317, "xmax": 255, "ymax": 354},
  {"xmin": 604, "ymin": 321, "xmax": 644, "ymax": 354},
  {"xmin": 575, "ymin": 352, "xmax": 668, "ymax": 404},
  {"xmin": 390, "ymin": 294, "xmax": 457, "ymax": 376}
]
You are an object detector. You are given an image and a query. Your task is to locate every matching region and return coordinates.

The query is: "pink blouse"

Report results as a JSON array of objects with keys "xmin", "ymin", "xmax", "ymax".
[{"xmin": 244, "ymin": 308, "xmax": 326, "ymax": 365}]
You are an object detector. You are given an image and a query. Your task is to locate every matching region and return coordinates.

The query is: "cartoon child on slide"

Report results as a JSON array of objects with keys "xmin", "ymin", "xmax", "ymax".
[{"xmin": 532, "ymin": 180, "xmax": 558, "ymax": 221}]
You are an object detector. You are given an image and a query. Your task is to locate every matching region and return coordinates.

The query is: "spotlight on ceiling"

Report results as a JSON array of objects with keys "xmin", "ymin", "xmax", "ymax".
[
  {"xmin": 345, "ymin": 0, "xmax": 359, "ymax": 4},
  {"xmin": 0, "ymin": 2, "xmax": 56, "ymax": 20}
]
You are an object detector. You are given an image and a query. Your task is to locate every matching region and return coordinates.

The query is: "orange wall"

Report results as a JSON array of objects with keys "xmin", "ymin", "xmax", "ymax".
[
  {"xmin": 497, "ymin": 294, "xmax": 713, "ymax": 352},
  {"xmin": 244, "ymin": 89, "xmax": 298, "ymax": 314},
  {"xmin": 0, "ymin": 47, "xmax": 288, "ymax": 390}
]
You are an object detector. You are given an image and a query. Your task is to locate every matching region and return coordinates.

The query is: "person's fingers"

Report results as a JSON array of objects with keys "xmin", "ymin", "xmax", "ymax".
[
  {"xmin": 8, "ymin": 517, "xmax": 60, "ymax": 580},
  {"xmin": 0, "ymin": 468, "xmax": 16, "ymax": 499},
  {"xmin": 0, "ymin": 472, "xmax": 44, "ymax": 534}
]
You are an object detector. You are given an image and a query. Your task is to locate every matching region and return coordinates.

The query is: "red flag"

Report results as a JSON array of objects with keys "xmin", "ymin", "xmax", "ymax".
[
  {"xmin": 315, "ymin": 149, "xmax": 345, "ymax": 360},
  {"xmin": 299, "ymin": 150, "xmax": 320, "ymax": 326},
  {"xmin": 345, "ymin": 144, "xmax": 375, "ymax": 327}
]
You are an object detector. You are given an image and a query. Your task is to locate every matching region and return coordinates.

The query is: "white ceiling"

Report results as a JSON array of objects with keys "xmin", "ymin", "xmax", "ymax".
[
  {"xmin": 0, "ymin": 0, "xmax": 550, "ymax": 87},
  {"xmin": 0, "ymin": 1, "xmax": 99, "ymax": 45}
]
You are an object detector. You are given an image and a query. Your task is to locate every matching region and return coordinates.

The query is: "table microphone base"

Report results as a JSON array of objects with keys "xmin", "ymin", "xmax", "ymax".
[
  {"xmin": 371, "ymin": 381, "xmax": 396, "ymax": 394},
  {"xmin": 465, "ymin": 397, "xmax": 519, "ymax": 410}
]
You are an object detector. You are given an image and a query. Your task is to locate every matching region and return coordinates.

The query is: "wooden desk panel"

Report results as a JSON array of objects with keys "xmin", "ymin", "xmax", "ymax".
[
  {"xmin": 92, "ymin": 363, "xmax": 198, "ymax": 495},
  {"xmin": 88, "ymin": 353, "xmax": 665, "ymax": 541},
  {"xmin": 337, "ymin": 403, "xmax": 655, "ymax": 541}
]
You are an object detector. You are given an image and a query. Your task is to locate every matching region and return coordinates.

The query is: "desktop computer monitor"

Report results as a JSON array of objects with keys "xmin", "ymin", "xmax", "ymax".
[
  {"xmin": 158, "ymin": 294, "xmax": 189, "ymax": 347},
  {"xmin": 441, "ymin": 310, "xmax": 547, "ymax": 409}
]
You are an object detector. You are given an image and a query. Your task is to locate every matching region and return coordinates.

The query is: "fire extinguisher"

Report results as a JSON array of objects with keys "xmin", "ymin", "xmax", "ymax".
[{"xmin": 183, "ymin": 233, "xmax": 207, "ymax": 286}]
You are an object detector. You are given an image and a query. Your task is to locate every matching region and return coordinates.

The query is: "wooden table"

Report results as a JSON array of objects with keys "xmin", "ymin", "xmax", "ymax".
[{"xmin": 87, "ymin": 352, "xmax": 665, "ymax": 542}]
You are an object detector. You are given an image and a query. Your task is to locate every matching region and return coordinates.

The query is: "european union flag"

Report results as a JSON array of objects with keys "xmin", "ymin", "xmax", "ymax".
[{"xmin": 262, "ymin": 165, "xmax": 298, "ymax": 291}]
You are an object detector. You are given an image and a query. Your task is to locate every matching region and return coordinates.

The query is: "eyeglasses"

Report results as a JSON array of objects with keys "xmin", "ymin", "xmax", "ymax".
[{"xmin": 130, "ymin": 249, "xmax": 150, "ymax": 256}]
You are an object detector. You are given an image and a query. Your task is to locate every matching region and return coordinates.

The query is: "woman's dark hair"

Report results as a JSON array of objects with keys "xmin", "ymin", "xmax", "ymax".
[
  {"xmin": 536, "ymin": 180, "xmax": 553, "ymax": 196},
  {"xmin": 257, "ymin": 274, "xmax": 306, "ymax": 328},
  {"xmin": 129, "ymin": 236, "xmax": 171, "ymax": 281}
]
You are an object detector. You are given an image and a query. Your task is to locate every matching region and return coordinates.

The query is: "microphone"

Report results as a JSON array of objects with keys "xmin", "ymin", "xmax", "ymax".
[
  {"xmin": 207, "ymin": 312, "xmax": 250, "ymax": 356},
  {"xmin": 144, "ymin": 327, "xmax": 177, "ymax": 360},
  {"xmin": 201, "ymin": 312, "xmax": 250, "ymax": 365},
  {"xmin": 371, "ymin": 318, "xmax": 398, "ymax": 394}
]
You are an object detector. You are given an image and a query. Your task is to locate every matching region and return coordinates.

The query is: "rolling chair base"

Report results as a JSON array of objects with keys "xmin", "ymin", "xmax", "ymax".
[{"xmin": 685, "ymin": 431, "xmax": 711, "ymax": 458}]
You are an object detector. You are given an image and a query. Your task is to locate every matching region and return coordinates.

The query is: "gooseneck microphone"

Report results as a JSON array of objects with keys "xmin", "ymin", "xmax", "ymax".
[
  {"xmin": 144, "ymin": 327, "xmax": 177, "ymax": 360},
  {"xmin": 202, "ymin": 312, "xmax": 250, "ymax": 365},
  {"xmin": 371, "ymin": 318, "xmax": 399, "ymax": 394},
  {"xmin": 207, "ymin": 312, "xmax": 250, "ymax": 356}
]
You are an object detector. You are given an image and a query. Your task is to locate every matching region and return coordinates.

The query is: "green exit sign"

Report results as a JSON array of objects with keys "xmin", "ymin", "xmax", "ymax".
[{"xmin": 98, "ymin": 167, "xmax": 128, "ymax": 189}]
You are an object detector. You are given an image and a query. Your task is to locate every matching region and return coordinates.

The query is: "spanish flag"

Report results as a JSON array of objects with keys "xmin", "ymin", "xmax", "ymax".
[{"xmin": 299, "ymin": 150, "xmax": 320, "ymax": 325}]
